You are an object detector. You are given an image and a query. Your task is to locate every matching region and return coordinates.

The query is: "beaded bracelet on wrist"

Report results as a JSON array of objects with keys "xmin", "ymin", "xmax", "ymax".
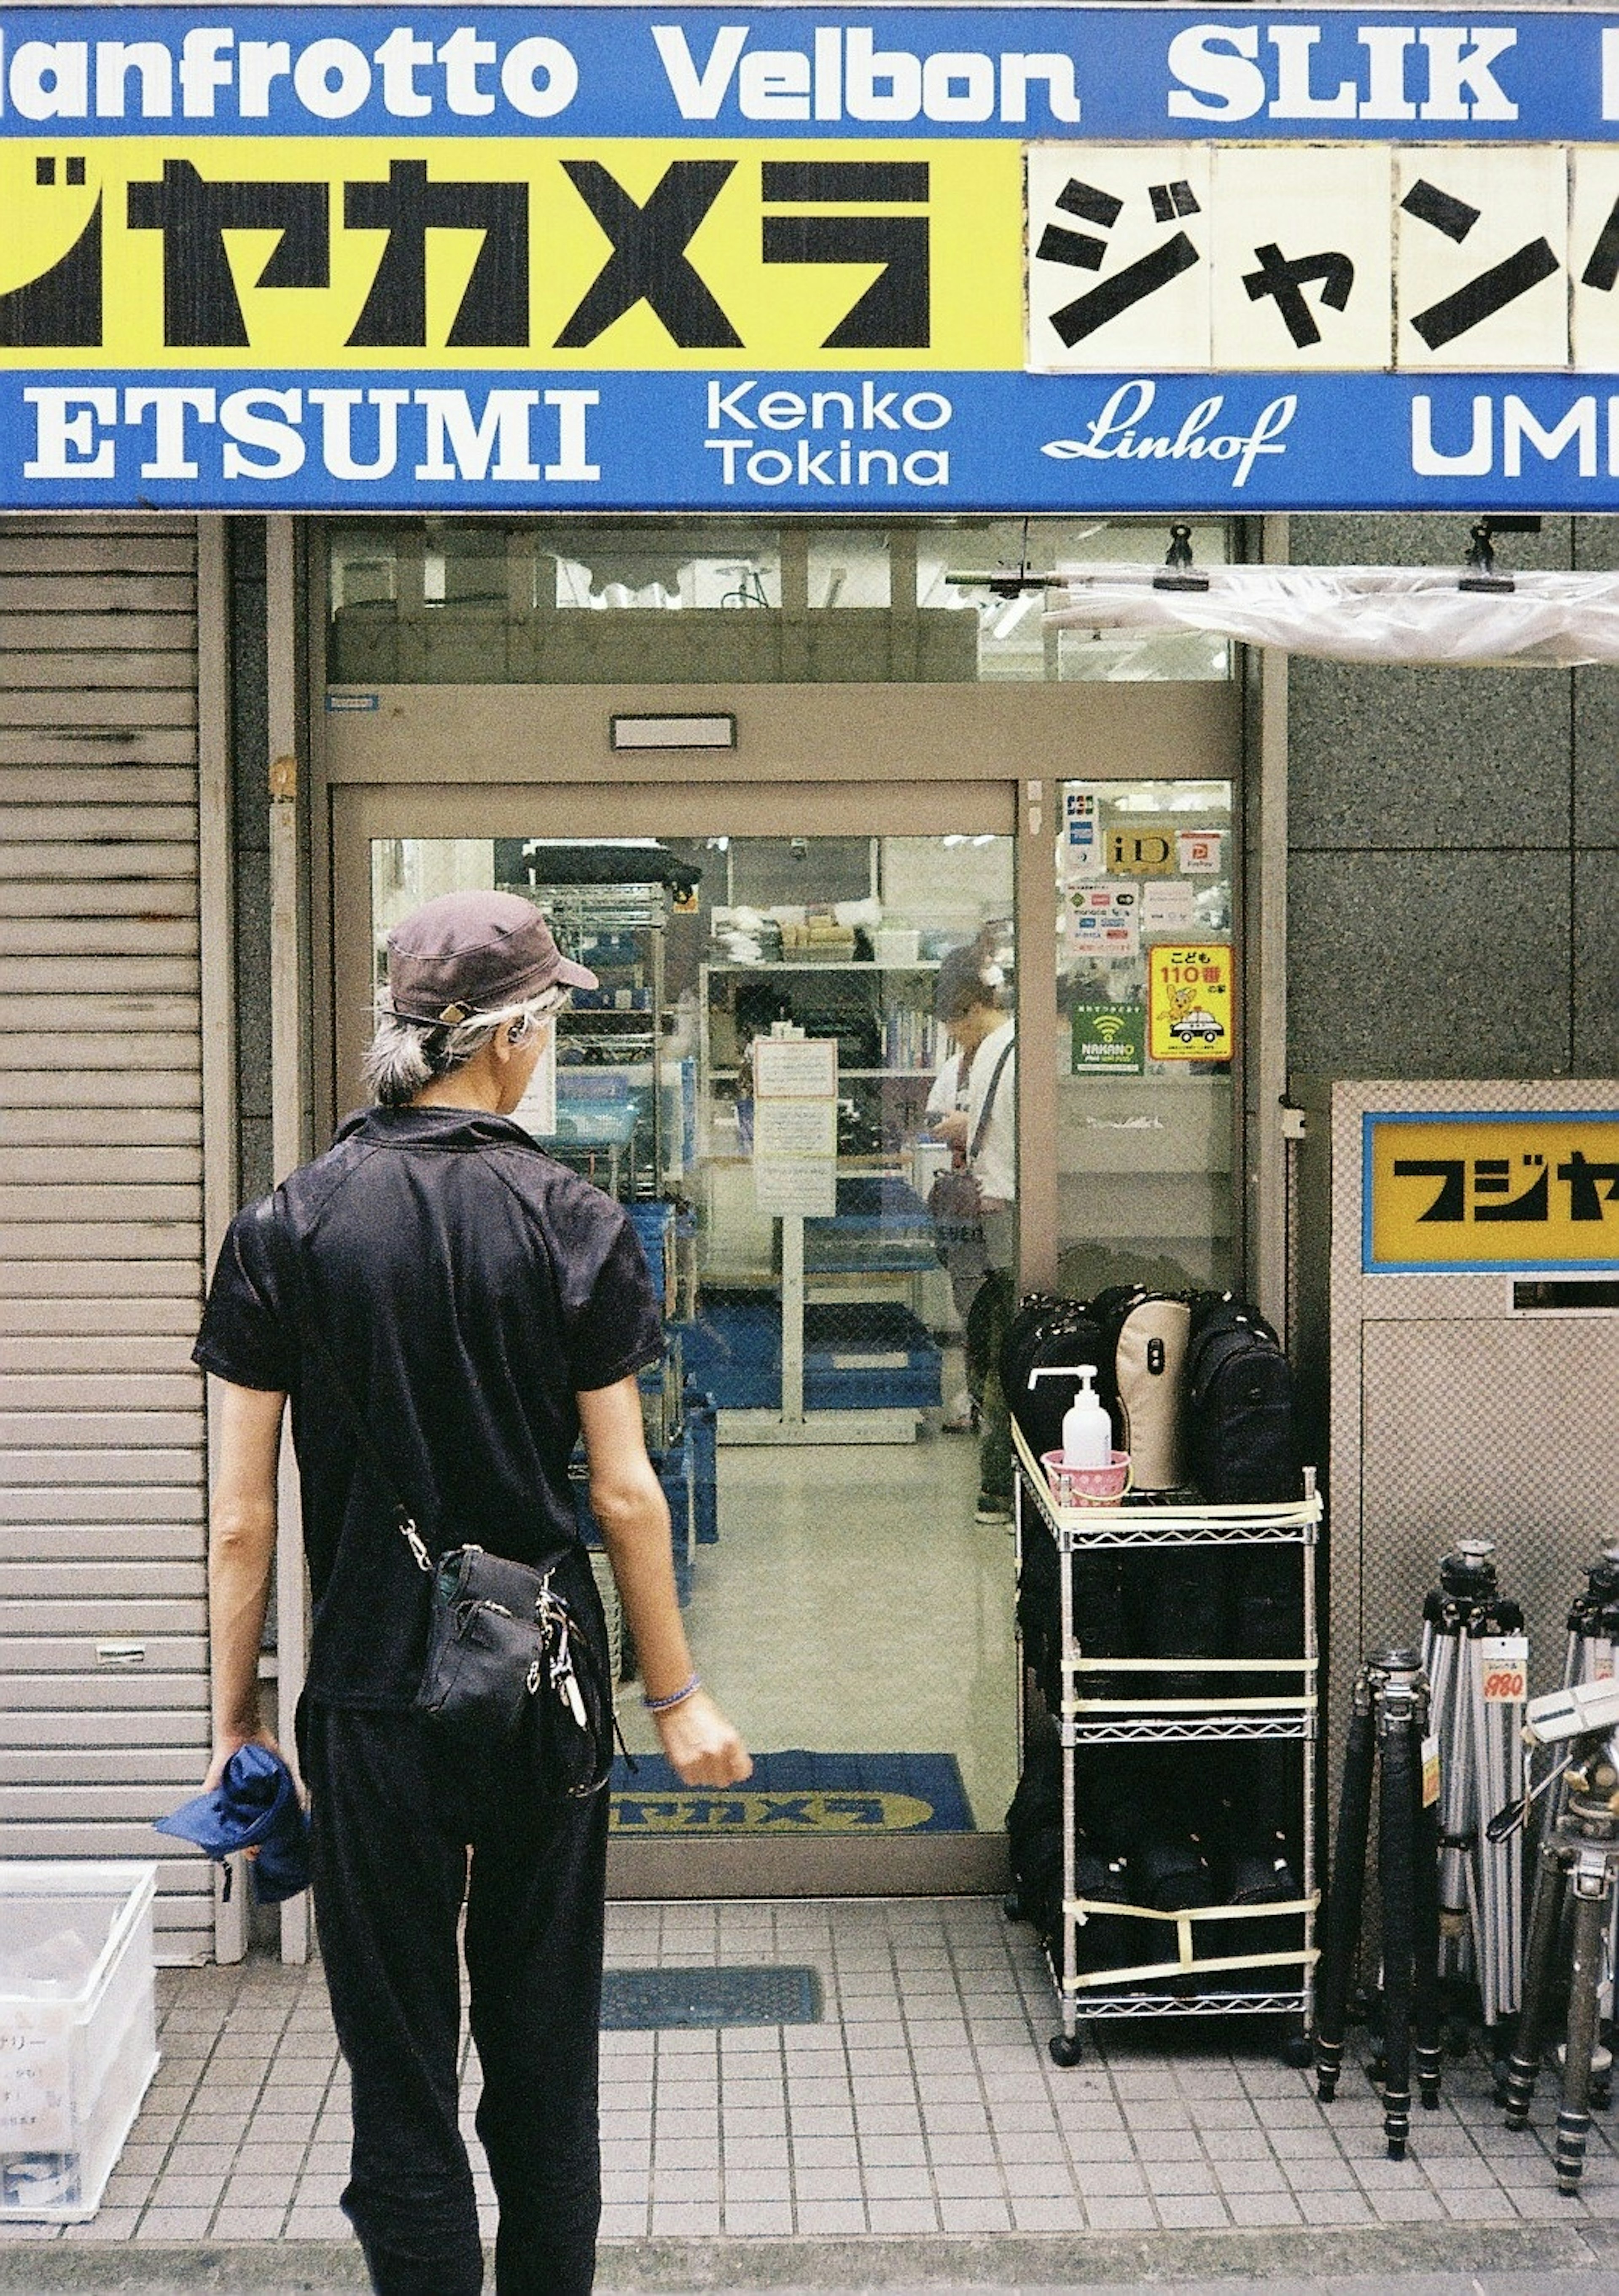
[{"xmin": 643, "ymin": 1674, "xmax": 701, "ymax": 1714}]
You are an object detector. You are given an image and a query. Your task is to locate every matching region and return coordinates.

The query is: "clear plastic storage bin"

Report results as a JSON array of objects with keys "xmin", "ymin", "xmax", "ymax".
[{"xmin": 0, "ymin": 1863, "xmax": 160, "ymax": 2221}]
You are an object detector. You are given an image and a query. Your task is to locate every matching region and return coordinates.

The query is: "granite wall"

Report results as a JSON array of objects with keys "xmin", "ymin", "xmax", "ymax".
[{"xmin": 1286, "ymin": 514, "xmax": 1616, "ymax": 1083}]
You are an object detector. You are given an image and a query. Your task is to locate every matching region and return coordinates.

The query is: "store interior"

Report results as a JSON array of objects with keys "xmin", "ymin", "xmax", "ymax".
[
  {"xmin": 372, "ymin": 830, "xmax": 1021, "ymax": 1834},
  {"xmin": 368, "ymin": 797, "xmax": 1238, "ymax": 1840}
]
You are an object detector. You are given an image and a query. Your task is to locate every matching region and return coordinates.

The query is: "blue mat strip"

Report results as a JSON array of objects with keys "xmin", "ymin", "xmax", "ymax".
[{"xmin": 610, "ymin": 1750, "xmax": 974, "ymax": 1834}]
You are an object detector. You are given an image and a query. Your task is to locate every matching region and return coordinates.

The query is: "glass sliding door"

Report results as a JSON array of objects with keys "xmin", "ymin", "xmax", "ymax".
[{"xmin": 344, "ymin": 792, "xmax": 1019, "ymax": 1894}]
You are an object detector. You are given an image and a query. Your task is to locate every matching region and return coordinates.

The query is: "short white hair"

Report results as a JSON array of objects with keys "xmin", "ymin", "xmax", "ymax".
[{"xmin": 362, "ymin": 987, "xmax": 570, "ymax": 1108}]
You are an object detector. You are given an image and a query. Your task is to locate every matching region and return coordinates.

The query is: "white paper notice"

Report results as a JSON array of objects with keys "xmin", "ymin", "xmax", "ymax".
[
  {"xmin": 1142, "ymin": 880, "xmax": 1197, "ymax": 929},
  {"xmin": 754, "ymin": 1037, "xmax": 838, "ymax": 1099},
  {"xmin": 754, "ymin": 1100, "xmax": 838, "ymax": 1159},
  {"xmin": 754, "ymin": 1033, "xmax": 839, "ymax": 1217},
  {"xmin": 755, "ymin": 1159, "xmax": 837, "ymax": 1217}
]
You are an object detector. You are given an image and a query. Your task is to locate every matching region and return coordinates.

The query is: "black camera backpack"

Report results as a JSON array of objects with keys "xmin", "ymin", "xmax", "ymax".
[{"xmin": 1183, "ymin": 1294, "xmax": 1301, "ymax": 1506}]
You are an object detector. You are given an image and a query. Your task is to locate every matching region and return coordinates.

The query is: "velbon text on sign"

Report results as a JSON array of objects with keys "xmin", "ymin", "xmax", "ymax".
[
  {"xmin": 0, "ymin": 13, "xmax": 1604, "ymax": 141},
  {"xmin": 1366, "ymin": 1113, "xmax": 1619, "ymax": 1273}
]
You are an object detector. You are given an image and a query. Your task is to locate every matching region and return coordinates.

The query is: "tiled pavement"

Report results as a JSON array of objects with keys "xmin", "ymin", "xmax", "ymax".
[{"xmin": 6, "ymin": 1894, "xmax": 1619, "ymax": 2259}]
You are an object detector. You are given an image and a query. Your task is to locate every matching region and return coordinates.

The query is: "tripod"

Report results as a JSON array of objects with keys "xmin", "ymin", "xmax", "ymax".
[
  {"xmin": 1315, "ymin": 1648, "xmax": 1444, "ymax": 2159},
  {"xmin": 1557, "ymin": 1547, "xmax": 1619, "ymax": 2035},
  {"xmin": 1500, "ymin": 1730, "xmax": 1619, "ymax": 2195},
  {"xmin": 1419, "ymin": 1541, "xmax": 1525, "ymax": 2052}
]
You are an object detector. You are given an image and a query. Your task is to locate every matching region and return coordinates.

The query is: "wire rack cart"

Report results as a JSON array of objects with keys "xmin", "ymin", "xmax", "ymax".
[{"xmin": 1014, "ymin": 1423, "xmax": 1323, "ymax": 2066}]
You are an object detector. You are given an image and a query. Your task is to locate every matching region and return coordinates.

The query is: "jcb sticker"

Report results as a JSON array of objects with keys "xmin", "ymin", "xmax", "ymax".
[
  {"xmin": 1366, "ymin": 1112, "xmax": 1619, "ymax": 1273},
  {"xmin": 1478, "ymin": 1635, "xmax": 1529, "ymax": 1704},
  {"xmin": 0, "ymin": 137, "xmax": 1022, "ymax": 368}
]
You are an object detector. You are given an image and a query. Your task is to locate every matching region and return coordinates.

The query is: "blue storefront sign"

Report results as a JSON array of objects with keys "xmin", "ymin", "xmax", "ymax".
[
  {"xmin": 2, "ymin": 7, "xmax": 1616, "ymax": 510},
  {"xmin": 6, "ymin": 368, "xmax": 1617, "ymax": 512}
]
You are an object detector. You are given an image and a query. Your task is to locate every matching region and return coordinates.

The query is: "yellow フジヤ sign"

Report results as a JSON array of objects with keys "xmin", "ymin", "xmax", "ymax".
[{"xmin": 1366, "ymin": 1114, "xmax": 1619, "ymax": 1271}]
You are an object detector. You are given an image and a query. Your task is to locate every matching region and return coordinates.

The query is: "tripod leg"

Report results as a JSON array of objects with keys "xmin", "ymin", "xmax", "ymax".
[
  {"xmin": 1557, "ymin": 1856, "xmax": 1609, "ymax": 2195},
  {"xmin": 1410, "ymin": 1733, "xmax": 1444, "ymax": 2111},
  {"xmin": 1502, "ymin": 1833, "xmax": 1569, "ymax": 2127},
  {"xmin": 1317, "ymin": 1690, "xmax": 1375, "ymax": 2104},
  {"xmin": 1379, "ymin": 1708, "xmax": 1418, "ymax": 2160}
]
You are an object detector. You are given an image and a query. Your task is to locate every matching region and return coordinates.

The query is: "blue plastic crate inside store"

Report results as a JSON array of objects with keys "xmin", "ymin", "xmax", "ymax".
[
  {"xmin": 571, "ymin": 1438, "xmax": 691, "ymax": 1607},
  {"xmin": 684, "ymin": 1387, "xmax": 718, "ymax": 1545},
  {"xmin": 627, "ymin": 1201, "xmax": 675, "ymax": 1308},
  {"xmin": 683, "ymin": 1302, "xmax": 940, "ymax": 1413}
]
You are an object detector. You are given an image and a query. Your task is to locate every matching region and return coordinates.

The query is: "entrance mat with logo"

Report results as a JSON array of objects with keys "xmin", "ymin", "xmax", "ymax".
[
  {"xmin": 610, "ymin": 1750, "xmax": 974, "ymax": 1833},
  {"xmin": 601, "ymin": 1965, "xmax": 823, "ymax": 2031}
]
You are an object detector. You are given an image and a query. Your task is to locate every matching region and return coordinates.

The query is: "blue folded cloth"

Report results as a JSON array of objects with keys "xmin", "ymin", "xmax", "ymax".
[{"xmin": 154, "ymin": 1743, "xmax": 310, "ymax": 1905}]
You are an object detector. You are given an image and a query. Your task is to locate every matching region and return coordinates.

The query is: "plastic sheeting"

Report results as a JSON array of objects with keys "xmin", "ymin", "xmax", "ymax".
[{"xmin": 1045, "ymin": 563, "xmax": 1619, "ymax": 668}]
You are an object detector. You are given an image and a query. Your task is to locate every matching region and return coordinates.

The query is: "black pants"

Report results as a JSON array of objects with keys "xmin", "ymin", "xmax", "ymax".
[
  {"xmin": 299, "ymin": 1699, "xmax": 610, "ymax": 2296},
  {"xmin": 965, "ymin": 1268, "xmax": 1015, "ymax": 1504}
]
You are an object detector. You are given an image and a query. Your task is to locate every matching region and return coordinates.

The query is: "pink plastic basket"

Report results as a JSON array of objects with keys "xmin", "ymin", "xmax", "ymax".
[{"xmin": 1041, "ymin": 1449, "xmax": 1132, "ymax": 1507}]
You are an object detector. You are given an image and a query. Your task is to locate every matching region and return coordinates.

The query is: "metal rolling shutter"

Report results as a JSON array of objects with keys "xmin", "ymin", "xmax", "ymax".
[{"xmin": 0, "ymin": 514, "xmax": 212, "ymax": 1963}]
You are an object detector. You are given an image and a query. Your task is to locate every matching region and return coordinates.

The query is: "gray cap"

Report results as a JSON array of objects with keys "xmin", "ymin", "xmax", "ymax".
[{"xmin": 386, "ymin": 891, "xmax": 597, "ymax": 1026}]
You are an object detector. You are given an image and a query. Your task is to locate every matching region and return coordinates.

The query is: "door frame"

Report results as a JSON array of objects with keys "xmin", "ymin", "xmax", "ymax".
[{"xmin": 311, "ymin": 679, "xmax": 1242, "ymax": 1896}]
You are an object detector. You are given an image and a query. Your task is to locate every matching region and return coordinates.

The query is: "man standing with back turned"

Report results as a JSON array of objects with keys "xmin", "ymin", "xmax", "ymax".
[{"xmin": 193, "ymin": 890, "xmax": 751, "ymax": 2296}]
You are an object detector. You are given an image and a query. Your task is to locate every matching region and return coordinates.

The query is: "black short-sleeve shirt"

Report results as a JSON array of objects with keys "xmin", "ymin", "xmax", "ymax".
[{"xmin": 195, "ymin": 1106, "xmax": 664, "ymax": 1709}]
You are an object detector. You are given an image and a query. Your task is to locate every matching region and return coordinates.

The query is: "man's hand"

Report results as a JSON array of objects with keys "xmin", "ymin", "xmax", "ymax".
[
  {"xmin": 203, "ymin": 1730, "xmax": 282, "ymax": 1796},
  {"xmin": 935, "ymin": 1111, "xmax": 969, "ymax": 1150},
  {"xmin": 654, "ymin": 1690, "xmax": 752, "ymax": 1787}
]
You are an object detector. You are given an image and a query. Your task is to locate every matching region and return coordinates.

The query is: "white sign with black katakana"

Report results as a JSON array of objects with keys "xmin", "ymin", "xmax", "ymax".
[
  {"xmin": 1571, "ymin": 147, "xmax": 1619, "ymax": 371},
  {"xmin": 1394, "ymin": 147, "xmax": 1570, "ymax": 369},
  {"xmin": 1026, "ymin": 142, "xmax": 1599, "ymax": 374},
  {"xmin": 1026, "ymin": 146, "xmax": 1213, "ymax": 372},
  {"xmin": 1208, "ymin": 145, "xmax": 1394, "ymax": 371}
]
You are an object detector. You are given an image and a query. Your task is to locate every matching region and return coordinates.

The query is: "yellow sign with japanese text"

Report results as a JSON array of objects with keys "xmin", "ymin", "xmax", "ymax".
[
  {"xmin": 1146, "ymin": 942, "xmax": 1232, "ymax": 1063},
  {"xmin": 0, "ymin": 137, "xmax": 1022, "ymax": 369},
  {"xmin": 1367, "ymin": 1114, "xmax": 1619, "ymax": 1271}
]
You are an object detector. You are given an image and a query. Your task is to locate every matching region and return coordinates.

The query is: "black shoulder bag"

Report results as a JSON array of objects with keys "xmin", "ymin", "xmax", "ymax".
[
  {"xmin": 927, "ymin": 1035, "xmax": 1013, "ymax": 1283},
  {"xmin": 255, "ymin": 1200, "xmax": 614, "ymax": 1799}
]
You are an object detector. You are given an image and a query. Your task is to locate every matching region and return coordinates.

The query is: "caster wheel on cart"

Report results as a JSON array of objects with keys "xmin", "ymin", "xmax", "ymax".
[
  {"xmin": 1049, "ymin": 2032, "xmax": 1084, "ymax": 2068},
  {"xmin": 1280, "ymin": 2027, "xmax": 1313, "ymax": 2071}
]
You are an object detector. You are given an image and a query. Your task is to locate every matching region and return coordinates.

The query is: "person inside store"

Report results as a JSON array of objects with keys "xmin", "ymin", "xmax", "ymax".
[
  {"xmin": 192, "ymin": 889, "xmax": 750, "ymax": 2296},
  {"xmin": 926, "ymin": 939, "xmax": 1017, "ymax": 1525}
]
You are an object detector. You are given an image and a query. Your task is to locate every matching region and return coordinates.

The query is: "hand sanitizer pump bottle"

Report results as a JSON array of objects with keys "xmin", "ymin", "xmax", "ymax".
[{"xmin": 1061, "ymin": 1366, "xmax": 1111, "ymax": 1470}]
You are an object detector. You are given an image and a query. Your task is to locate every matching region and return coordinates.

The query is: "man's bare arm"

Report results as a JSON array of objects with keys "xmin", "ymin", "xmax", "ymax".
[
  {"xmin": 205, "ymin": 1378, "xmax": 287, "ymax": 1790},
  {"xmin": 578, "ymin": 1375, "xmax": 750, "ymax": 1788}
]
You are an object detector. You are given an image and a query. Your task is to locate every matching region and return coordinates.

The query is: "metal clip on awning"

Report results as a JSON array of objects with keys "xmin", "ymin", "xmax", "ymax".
[
  {"xmin": 1459, "ymin": 514, "xmax": 1541, "ymax": 596},
  {"xmin": 1153, "ymin": 522, "xmax": 1210, "ymax": 595}
]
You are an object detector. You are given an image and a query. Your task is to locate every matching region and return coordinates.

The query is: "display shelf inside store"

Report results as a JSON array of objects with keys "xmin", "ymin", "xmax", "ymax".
[
  {"xmin": 709, "ymin": 1066, "xmax": 936, "ymax": 1081},
  {"xmin": 703, "ymin": 958, "xmax": 939, "ymax": 971}
]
